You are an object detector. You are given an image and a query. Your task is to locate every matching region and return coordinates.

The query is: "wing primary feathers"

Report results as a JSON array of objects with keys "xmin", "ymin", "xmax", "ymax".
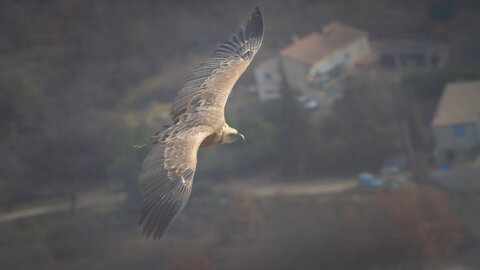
[
  {"xmin": 238, "ymin": 26, "xmax": 246, "ymax": 43},
  {"xmin": 223, "ymin": 39, "xmax": 240, "ymax": 50},
  {"xmin": 246, "ymin": 7, "xmax": 264, "ymax": 41},
  {"xmin": 169, "ymin": 7, "xmax": 264, "ymax": 121}
]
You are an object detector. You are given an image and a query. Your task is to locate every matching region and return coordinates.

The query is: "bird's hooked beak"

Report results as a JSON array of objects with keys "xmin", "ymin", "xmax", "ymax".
[{"xmin": 238, "ymin": 133, "xmax": 245, "ymax": 141}]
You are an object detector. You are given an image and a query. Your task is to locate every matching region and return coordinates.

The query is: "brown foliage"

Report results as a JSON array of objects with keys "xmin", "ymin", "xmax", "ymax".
[
  {"xmin": 373, "ymin": 186, "xmax": 463, "ymax": 258},
  {"xmin": 226, "ymin": 187, "xmax": 263, "ymax": 232},
  {"xmin": 337, "ymin": 185, "xmax": 463, "ymax": 264},
  {"xmin": 164, "ymin": 250, "xmax": 215, "ymax": 270},
  {"xmin": 337, "ymin": 205, "xmax": 374, "ymax": 253}
]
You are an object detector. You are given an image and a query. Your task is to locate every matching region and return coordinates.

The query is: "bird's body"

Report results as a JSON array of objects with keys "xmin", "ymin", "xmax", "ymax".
[{"xmin": 137, "ymin": 7, "xmax": 263, "ymax": 239}]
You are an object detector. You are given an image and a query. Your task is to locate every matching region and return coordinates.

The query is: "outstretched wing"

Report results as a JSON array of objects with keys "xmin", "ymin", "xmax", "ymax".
[
  {"xmin": 138, "ymin": 7, "xmax": 264, "ymax": 240},
  {"xmin": 170, "ymin": 7, "xmax": 264, "ymax": 123},
  {"xmin": 138, "ymin": 124, "xmax": 213, "ymax": 239}
]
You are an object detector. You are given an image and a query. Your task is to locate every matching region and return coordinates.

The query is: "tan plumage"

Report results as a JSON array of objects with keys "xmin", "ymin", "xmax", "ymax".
[{"xmin": 137, "ymin": 7, "xmax": 264, "ymax": 239}]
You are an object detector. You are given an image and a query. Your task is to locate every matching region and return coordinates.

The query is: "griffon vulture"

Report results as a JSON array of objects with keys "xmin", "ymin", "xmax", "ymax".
[{"xmin": 137, "ymin": 7, "xmax": 264, "ymax": 239}]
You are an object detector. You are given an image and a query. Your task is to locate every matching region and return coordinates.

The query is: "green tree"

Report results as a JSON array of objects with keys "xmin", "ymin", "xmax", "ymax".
[
  {"xmin": 276, "ymin": 63, "xmax": 312, "ymax": 177},
  {"xmin": 107, "ymin": 126, "xmax": 150, "ymax": 212},
  {"xmin": 316, "ymin": 79, "xmax": 401, "ymax": 173}
]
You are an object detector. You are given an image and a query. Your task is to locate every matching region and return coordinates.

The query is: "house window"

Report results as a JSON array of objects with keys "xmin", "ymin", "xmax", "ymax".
[
  {"xmin": 452, "ymin": 124, "xmax": 466, "ymax": 136},
  {"xmin": 430, "ymin": 56, "xmax": 440, "ymax": 67},
  {"xmin": 357, "ymin": 42, "xmax": 365, "ymax": 55},
  {"xmin": 446, "ymin": 150, "xmax": 455, "ymax": 162},
  {"xmin": 400, "ymin": 54, "xmax": 426, "ymax": 67},
  {"xmin": 265, "ymin": 89, "xmax": 278, "ymax": 94},
  {"xmin": 325, "ymin": 85, "xmax": 336, "ymax": 98},
  {"xmin": 380, "ymin": 54, "xmax": 395, "ymax": 67},
  {"xmin": 264, "ymin": 72, "xmax": 273, "ymax": 83}
]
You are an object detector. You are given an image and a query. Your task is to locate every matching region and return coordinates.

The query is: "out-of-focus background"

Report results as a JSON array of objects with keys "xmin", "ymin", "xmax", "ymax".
[{"xmin": 1, "ymin": 0, "xmax": 480, "ymax": 269}]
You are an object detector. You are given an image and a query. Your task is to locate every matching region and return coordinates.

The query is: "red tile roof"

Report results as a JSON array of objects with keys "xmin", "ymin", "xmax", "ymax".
[{"xmin": 280, "ymin": 21, "xmax": 367, "ymax": 65}]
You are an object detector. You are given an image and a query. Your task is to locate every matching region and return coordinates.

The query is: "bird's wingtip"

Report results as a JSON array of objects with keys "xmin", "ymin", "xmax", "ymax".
[{"xmin": 247, "ymin": 6, "xmax": 264, "ymax": 40}]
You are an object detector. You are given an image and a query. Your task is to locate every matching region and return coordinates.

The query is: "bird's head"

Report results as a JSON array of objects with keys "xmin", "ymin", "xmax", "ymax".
[{"xmin": 222, "ymin": 126, "xmax": 245, "ymax": 144}]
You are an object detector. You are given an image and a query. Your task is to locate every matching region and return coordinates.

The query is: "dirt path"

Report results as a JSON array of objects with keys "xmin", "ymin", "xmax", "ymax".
[
  {"xmin": 0, "ymin": 192, "xmax": 127, "ymax": 223},
  {"xmin": 246, "ymin": 179, "xmax": 357, "ymax": 197},
  {"xmin": 0, "ymin": 177, "xmax": 357, "ymax": 223}
]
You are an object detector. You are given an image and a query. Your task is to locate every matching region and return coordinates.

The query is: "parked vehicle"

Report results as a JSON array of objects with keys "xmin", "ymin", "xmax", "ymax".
[
  {"xmin": 357, "ymin": 172, "xmax": 384, "ymax": 187},
  {"xmin": 357, "ymin": 172, "xmax": 399, "ymax": 189}
]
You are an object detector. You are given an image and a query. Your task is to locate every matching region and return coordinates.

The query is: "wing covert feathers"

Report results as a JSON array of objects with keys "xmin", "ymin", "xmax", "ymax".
[
  {"xmin": 170, "ymin": 7, "xmax": 264, "ymax": 123},
  {"xmin": 138, "ymin": 125, "xmax": 211, "ymax": 239}
]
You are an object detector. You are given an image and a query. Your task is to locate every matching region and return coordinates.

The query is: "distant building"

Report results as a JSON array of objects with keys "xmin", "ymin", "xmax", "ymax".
[
  {"xmin": 374, "ymin": 39, "xmax": 449, "ymax": 71},
  {"xmin": 432, "ymin": 81, "xmax": 480, "ymax": 164},
  {"xmin": 254, "ymin": 57, "xmax": 282, "ymax": 101},
  {"xmin": 254, "ymin": 21, "xmax": 373, "ymax": 106}
]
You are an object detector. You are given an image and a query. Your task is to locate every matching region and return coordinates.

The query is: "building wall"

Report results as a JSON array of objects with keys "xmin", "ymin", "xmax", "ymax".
[
  {"xmin": 375, "ymin": 40, "xmax": 449, "ymax": 71},
  {"xmin": 280, "ymin": 57, "xmax": 311, "ymax": 93},
  {"xmin": 311, "ymin": 36, "xmax": 370, "ymax": 72},
  {"xmin": 348, "ymin": 36, "xmax": 371, "ymax": 64},
  {"xmin": 254, "ymin": 35, "xmax": 370, "ymax": 103},
  {"xmin": 434, "ymin": 123, "xmax": 479, "ymax": 150},
  {"xmin": 253, "ymin": 57, "xmax": 282, "ymax": 101},
  {"xmin": 433, "ymin": 123, "xmax": 480, "ymax": 163}
]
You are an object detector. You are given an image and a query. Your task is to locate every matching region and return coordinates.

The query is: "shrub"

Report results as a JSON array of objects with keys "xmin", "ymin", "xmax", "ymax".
[
  {"xmin": 164, "ymin": 250, "xmax": 215, "ymax": 270},
  {"xmin": 337, "ymin": 185, "xmax": 463, "ymax": 266}
]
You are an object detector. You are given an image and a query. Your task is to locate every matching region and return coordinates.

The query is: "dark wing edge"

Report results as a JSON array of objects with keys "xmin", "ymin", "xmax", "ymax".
[
  {"xmin": 137, "ymin": 126, "xmax": 210, "ymax": 239},
  {"xmin": 213, "ymin": 6, "xmax": 264, "ymax": 59},
  {"xmin": 170, "ymin": 7, "xmax": 264, "ymax": 123}
]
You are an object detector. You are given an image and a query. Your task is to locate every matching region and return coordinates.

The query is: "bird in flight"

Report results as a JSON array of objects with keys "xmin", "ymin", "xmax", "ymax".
[{"xmin": 137, "ymin": 7, "xmax": 264, "ymax": 239}]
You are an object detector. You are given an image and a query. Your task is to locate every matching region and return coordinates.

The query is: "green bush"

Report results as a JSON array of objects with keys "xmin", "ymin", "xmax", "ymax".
[{"xmin": 401, "ymin": 67, "xmax": 480, "ymax": 99}]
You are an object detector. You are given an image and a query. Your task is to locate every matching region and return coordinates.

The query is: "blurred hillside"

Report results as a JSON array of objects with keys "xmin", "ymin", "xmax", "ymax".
[
  {"xmin": 2, "ymin": 0, "xmax": 480, "ymax": 206},
  {"xmin": 1, "ymin": 1, "xmax": 480, "ymax": 269}
]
